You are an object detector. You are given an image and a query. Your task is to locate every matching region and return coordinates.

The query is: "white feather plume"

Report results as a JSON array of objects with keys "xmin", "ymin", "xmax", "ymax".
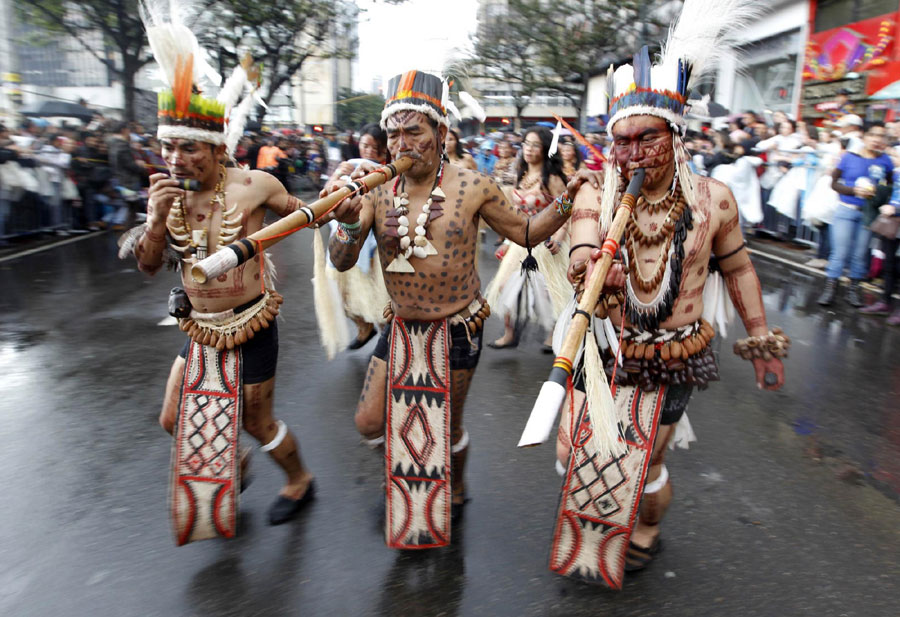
[
  {"xmin": 458, "ymin": 91, "xmax": 486, "ymax": 123},
  {"xmin": 217, "ymin": 65, "xmax": 248, "ymax": 110},
  {"xmin": 445, "ymin": 99, "xmax": 462, "ymax": 122},
  {"xmin": 658, "ymin": 0, "xmax": 762, "ymax": 91},
  {"xmin": 140, "ymin": 0, "xmax": 221, "ymax": 88},
  {"xmin": 225, "ymin": 94, "xmax": 255, "ymax": 158}
]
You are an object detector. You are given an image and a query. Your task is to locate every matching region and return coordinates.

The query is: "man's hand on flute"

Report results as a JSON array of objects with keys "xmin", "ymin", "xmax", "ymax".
[
  {"xmin": 319, "ymin": 161, "xmax": 380, "ymax": 198},
  {"xmin": 330, "ymin": 193, "xmax": 364, "ymax": 224},
  {"xmin": 568, "ymin": 257, "xmax": 626, "ymax": 304}
]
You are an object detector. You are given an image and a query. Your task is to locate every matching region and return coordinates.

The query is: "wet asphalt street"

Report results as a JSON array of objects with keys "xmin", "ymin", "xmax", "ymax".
[{"xmin": 0, "ymin": 225, "xmax": 898, "ymax": 617}]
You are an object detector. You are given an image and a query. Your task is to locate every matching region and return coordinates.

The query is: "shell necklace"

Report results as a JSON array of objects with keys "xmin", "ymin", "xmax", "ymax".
[
  {"xmin": 384, "ymin": 162, "xmax": 445, "ymax": 273},
  {"xmin": 166, "ymin": 164, "xmax": 242, "ymax": 262}
]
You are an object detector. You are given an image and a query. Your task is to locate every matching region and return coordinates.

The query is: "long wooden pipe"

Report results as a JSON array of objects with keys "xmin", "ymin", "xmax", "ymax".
[
  {"xmin": 190, "ymin": 157, "xmax": 414, "ymax": 283},
  {"xmin": 518, "ymin": 168, "xmax": 645, "ymax": 447}
]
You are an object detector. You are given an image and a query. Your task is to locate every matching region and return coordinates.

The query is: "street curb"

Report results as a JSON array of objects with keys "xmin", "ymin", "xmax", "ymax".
[
  {"xmin": 748, "ymin": 245, "xmax": 900, "ymax": 301},
  {"xmin": 0, "ymin": 230, "xmax": 108, "ymax": 264}
]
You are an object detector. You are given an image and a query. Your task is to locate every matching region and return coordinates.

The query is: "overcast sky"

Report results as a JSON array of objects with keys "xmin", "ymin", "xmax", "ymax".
[{"xmin": 354, "ymin": 0, "xmax": 479, "ymax": 93}]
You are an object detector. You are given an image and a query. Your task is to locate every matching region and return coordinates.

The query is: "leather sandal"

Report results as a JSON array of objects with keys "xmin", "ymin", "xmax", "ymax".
[
  {"xmin": 624, "ymin": 535, "xmax": 663, "ymax": 572},
  {"xmin": 347, "ymin": 328, "xmax": 377, "ymax": 350},
  {"xmin": 268, "ymin": 481, "xmax": 316, "ymax": 525}
]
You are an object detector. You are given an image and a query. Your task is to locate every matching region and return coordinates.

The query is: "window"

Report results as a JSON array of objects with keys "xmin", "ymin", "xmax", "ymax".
[{"xmin": 814, "ymin": 0, "xmax": 899, "ymax": 32}]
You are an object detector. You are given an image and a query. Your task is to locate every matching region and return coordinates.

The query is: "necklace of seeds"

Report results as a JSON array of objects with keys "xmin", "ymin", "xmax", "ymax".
[
  {"xmin": 167, "ymin": 164, "xmax": 242, "ymax": 262},
  {"xmin": 383, "ymin": 161, "xmax": 445, "ymax": 273},
  {"xmin": 625, "ymin": 185, "xmax": 687, "ymax": 293},
  {"xmin": 622, "ymin": 179, "xmax": 694, "ymax": 330},
  {"xmin": 627, "ymin": 185, "xmax": 685, "ymax": 246}
]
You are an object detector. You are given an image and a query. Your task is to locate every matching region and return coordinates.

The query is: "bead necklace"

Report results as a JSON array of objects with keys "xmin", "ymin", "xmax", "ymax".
[
  {"xmin": 383, "ymin": 162, "xmax": 445, "ymax": 273},
  {"xmin": 622, "ymin": 178, "xmax": 693, "ymax": 330},
  {"xmin": 167, "ymin": 165, "xmax": 242, "ymax": 262},
  {"xmin": 518, "ymin": 171, "xmax": 542, "ymax": 191},
  {"xmin": 625, "ymin": 184, "xmax": 688, "ymax": 293}
]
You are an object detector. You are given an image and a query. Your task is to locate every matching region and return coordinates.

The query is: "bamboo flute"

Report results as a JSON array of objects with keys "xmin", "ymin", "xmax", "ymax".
[
  {"xmin": 518, "ymin": 168, "xmax": 645, "ymax": 447},
  {"xmin": 190, "ymin": 157, "xmax": 414, "ymax": 283}
]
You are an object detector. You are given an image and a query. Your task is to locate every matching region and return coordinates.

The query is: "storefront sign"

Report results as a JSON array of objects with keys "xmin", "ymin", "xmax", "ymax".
[{"xmin": 802, "ymin": 76, "xmax": 868, "ymax": 108}]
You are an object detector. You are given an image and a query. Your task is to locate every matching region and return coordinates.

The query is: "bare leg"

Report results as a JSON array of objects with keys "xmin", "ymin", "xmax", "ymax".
[
  {"xmin": 492, "ymin": 314, "xmax": 517, "ymax": 347},
  {"xmin": 630, "ymin": 423, "xmax": 675, "ymax": 548},
  {"xmin": 351, "ymin": 316, "xmax": 375, "ymax": 343},
  {"xmin": 556, "ymin": 388, "xmax": 585, "ymax": 469},
  {"xmin": 158, "ymin": 357, "xmax": 185, "ymax": 435},
  {"xmin": 243, "ymin": 376, "xmax": 313, "ymax": 500},
  {"xmin": 449, "ymin": 367, "xmax": 476, "ymax": 506},
  {"xmin": 355, "ymin": 356, "xmax": 387, "ymax": 440}
]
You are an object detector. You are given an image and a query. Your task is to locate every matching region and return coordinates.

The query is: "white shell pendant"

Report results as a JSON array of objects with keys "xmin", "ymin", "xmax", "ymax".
[
  {"xmin": 423, "ymin": 239, "xmax": 438, "ymax": 256},
  {"xmin": 413, "ymin": 246, "xmax": 427, "ymax": 259},
  {"xmin": 386, "ymin": 254, "xmax": 415, "ymax": 273}
]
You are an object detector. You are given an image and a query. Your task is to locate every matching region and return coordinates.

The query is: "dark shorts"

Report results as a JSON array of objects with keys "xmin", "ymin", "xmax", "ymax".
[
  {"xmin": 373, "ymin": 319, "xmax": 483, "ymax": 371},
  {"xmin": 659, "ymin": 383, "xmax": 692, "ymax": 425},
  {"xmin": 179, "ymin": 319, "xmax": 279, "ymax": 384}
]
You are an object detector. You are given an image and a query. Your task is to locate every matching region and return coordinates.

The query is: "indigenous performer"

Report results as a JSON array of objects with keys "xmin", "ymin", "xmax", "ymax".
[
  {"xmin": 558, "ymin": 133, "xmax": 585, "ymax": 181},
  {"xmin": 124, "ymin": 2, "xmax": 314, "ymax": 539},
  {"xmin": 445, "ymin": 128, "xmax": 478, "ymax": 170},
  {"xmin": 314, "ymin": 123, "xmax": 392, "ymax": 355},
  {"xmin": 485, "ymin": 126, "xmax": 570, "ymax": 351},
  {"xmin": 325, "ymin": 70, "xmax": 596, "ymax": 548},
  {"xmin": 491, "ymin": 138, "xmax": 518, "ymax": 187},
  {"xmin": 548, "ymin": 0, "xmax": 787, "ymax": 586}
]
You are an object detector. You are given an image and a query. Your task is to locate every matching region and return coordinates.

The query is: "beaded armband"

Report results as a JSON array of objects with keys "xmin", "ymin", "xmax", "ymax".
[
  {"xmin": 733, "ymin": 328, "xmax": 791, "ymax": 361},
  {"xmin": 554, "ymin": 193, "xmax": 574, "ymax": 217},
  {"xmin": 335, "ymin": 220, "xmax": 361, "ymax": 245}
]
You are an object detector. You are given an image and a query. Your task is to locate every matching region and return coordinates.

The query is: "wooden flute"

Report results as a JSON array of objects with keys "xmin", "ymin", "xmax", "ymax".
[
  {"xmin": 518, "ymin": 168, "xmax": 645, "ymax": 447},
  {"xmin": 190, "ymin": 156, "xmax": 414, "ymax": 283}
]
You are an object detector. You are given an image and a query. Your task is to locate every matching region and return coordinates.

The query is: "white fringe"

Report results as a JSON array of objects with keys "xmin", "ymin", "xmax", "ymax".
[
  {"xmin": 669, "ymin": 413, "xmax": 698, "ymax": 450},
  {"xmin": 312, "ymin": 228, "xmax": 350, "ymax": 360},
  {"xmin": 599, "ymin": 160, "xmax": 621, "ymax": 238},
  {"xmin": 533, "ymin": 240, "xmax": 571, "ymax": 316},
  {"xmin": 484, "ymin": 243, "xmax": 526, "ymax": 309},
  {"xmin": 583, "ymin": 325, "xmax": 626, "ymax": 459},
  {"xmin": 674, "ymin": 132, "xmax": 702, "ymax": 222}
]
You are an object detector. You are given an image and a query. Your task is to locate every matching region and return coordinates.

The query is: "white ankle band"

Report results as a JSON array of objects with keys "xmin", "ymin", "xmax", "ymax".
[
  {"xmin": 260, "ymin": 420, "xmax": 287, "ymax": 452},
  {"xmin": 643, "ymin": 464, "xmax": 669, "ymax": 494},
  {"xmin": 555, "ymin": 459, "xmax": 566, "ymax": 477},
  {"xmin": 363, "ymin": 435, "xmax": 385, "ymax": 448},
  {"xmin": 451, "ymin": 429, "xmax": 469, "ymax": 453}
]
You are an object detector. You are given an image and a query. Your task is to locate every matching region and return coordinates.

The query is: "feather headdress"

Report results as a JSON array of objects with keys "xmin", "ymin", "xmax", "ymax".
[
  {"xmin": 142, "ymin": 0, "xmax": 263, "ymax": 154},
  {"xmin": 381, "ymin": 70, "xmax": 486, "ymax": 129},
  {"xmin": 141, "ymin": 0, "xmax": 226, "ymax": 145},
  {"xmin": 606, "ymin": 0, "xmax": 761, "ymax": 135}
]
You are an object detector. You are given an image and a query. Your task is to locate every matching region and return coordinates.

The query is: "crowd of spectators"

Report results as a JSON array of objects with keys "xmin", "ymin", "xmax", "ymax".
[
  {"xmin": 457, "ymin": 111, "xmax": 900, "ymax": 320},
  {"xmin": 4, "ymin": 107, "xmax": 898, "ymax": 321},
  {"xmin": 0, "ymin": 117, "xmax": 344, "ymax": 245}
]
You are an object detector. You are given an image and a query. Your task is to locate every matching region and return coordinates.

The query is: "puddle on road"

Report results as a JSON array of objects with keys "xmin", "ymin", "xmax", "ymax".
[{"xmin": 0, "ymin": 326, "xmax": 47, "ymax": 351}]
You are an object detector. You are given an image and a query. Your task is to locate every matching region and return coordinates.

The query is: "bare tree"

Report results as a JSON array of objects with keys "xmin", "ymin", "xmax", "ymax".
[
  {"xmin": 197, "ymin": 0, "xmax": 360, "ymax": 124},
  {"xmin": 18, "ymin": 0, "xmax": 150, "ymax": 121},
  {"xmin": 466, "ymin": 0, "xmax": 663, "ymax": 130}
]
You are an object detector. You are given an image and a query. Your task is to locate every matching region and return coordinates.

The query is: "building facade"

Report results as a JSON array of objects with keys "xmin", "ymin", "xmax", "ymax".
[{"xmin": 800, "ymin": 0, "xmax": 900, "ymax": 120}]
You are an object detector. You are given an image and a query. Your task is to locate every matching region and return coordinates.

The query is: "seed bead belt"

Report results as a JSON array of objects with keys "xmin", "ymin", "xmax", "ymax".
[{"xmin": 178, "ymin": 290, "xmax": 284, "ymax": 351}]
